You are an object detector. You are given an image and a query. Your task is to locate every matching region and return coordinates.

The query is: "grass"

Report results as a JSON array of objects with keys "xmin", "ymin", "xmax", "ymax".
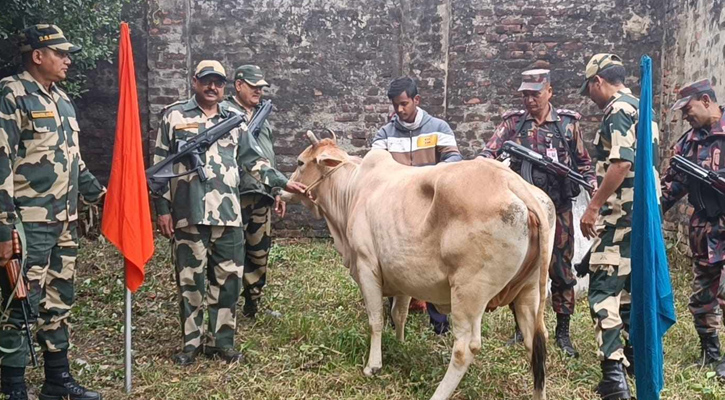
[{"xmin": 18, "ymin": 236, "xmax": 725, "ymax": 399}]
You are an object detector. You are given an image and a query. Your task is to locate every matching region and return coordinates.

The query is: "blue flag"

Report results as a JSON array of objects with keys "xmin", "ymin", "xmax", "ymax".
[{"xmin": 630, "ymin": 55, "xmax": 677, "ymax": 400}]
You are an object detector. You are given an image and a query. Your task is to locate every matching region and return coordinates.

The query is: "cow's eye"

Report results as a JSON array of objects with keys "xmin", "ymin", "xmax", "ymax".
[{"xmin": 297, "ymin": 160, "xmax": 304, "ymax": 166}]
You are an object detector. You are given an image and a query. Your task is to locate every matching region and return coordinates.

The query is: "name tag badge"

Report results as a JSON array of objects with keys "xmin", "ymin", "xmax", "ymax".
[
  {"xmin": 546, "ymin": 147, "xmax": 559, "ymax": 163},
  {"xmin": 416, "ymin": 135, "xmax": 438, "ymax": 148},
  {"xmin": 30, "ymin": 110, "xmax": 55, "ymax": 119}
]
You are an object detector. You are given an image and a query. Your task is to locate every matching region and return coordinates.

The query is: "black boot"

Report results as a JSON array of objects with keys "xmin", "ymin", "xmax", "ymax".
[
  {"xmin": 623, "ymin": 344, "xmax": 635, "ymax": 377},
  {"xmin": 39, "ymin": 350, "xmax": 101, "ymax": 400},
  {"xmin": 699, "ymin": 333, "xmax": 725, "ymax": 380},
  {"xmin": 242, "ymin": 290, "xmax": 257, "ymax": 319},
  {"xmin": 1, "ymin": 367, "xmax": 28, "ymax": 400},
  {"xmin": 204, "ymin": 346, "xmax": 245, "ymax": 364},
  {"xmin": 699, "ymin": 333, "xmax": 723, "ymax": 366},
  {"xmin": 555, "ymin": 313, "xmax": 579, "ymax": 358},
  {"xmin": 595, "ymin": 360, "xmax": 632, "ymax": 400}
]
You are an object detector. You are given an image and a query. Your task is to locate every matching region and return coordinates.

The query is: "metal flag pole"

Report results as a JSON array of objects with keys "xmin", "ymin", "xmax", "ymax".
[{"xmin": 124, "ymin": 265, "xmax": 132, "ymax": 393}]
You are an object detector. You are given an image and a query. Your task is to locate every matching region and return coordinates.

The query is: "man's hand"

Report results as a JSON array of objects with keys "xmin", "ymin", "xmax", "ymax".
[
  {"xmin": 157, "ymin": 214, "xmax": 175, "ymax": 238},
  {"xmin": 0, "ymin": 240, "xmax": 12, "ymax": 266},
  {"xmin": 285, "ymin": 181, "xmax": 307, "ymax": 194},
  {"xmin": 580, "ymin": 204, "xmax": 599, "ymax": 240},
  {"xmin": 274, "ymin": 195, "xmax": 287, "ymax": 218}
]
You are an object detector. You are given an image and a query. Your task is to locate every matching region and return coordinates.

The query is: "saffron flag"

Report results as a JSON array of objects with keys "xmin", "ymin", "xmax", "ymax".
[
  {"xmin": 101, "ymin": 22, "xmax": 154, "ymax": 292},
  {"xmin": 630, "ymin": 55, "xmax": 677, "ymax": 400}
]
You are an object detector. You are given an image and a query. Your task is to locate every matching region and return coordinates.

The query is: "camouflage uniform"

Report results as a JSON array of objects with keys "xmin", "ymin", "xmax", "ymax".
[
  {"xmin": 0, "ymin": 68, "xmax": 106, "ymax": 368},
  {"xmin": 587, "ymin": 87, "xmax": 660, "ymax": 364},
  {"xmin": 152, "ymin": 92, "xmax": 245, "ymax": 353},
  {"xmin": 481, "ymin": 105, "xmax": 595, "ymax": 315},
  {"xmin": 222, "ymin": 66, "xmax": 288, "ymax": 314},
  {"xmin": 662, "ymin": 82, "xmax": 725, "ymax": 336}
]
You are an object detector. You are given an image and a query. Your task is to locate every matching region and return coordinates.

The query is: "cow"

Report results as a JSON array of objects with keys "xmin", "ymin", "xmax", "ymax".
[{"xmin": 281, "ymin": 131, "xmax": 556, "ymax": 400}]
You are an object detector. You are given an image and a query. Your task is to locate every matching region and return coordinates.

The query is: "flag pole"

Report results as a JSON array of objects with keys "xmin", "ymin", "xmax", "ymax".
[{"xmin": 125, "ymin": 265, "xmax": 132, "ymax": 393}]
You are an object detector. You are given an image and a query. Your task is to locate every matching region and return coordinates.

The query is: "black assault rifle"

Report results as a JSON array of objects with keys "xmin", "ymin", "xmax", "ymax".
[
  {"xmin": 501, "ymin": 141, "xmax": 594, "ymax": 193},
  {"xmin": 146, "ymin": 100, "xmax": 273, "ymax": 195},
  {"xmin": 670, "ymin": 155, "xmax": 725, "ymax": 197}
]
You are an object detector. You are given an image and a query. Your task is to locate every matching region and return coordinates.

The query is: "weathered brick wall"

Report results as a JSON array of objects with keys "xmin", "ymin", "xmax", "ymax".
[
  {"xmin": 142, "ymin": 0, "xmax": 666, "ymax": 237},
  {"xmin": 76, "ymin": 3, "xmax": 149, "ymax": 184},
  {"xmin": 660, "ymin": 0, "xmax": 725, "ymax": 255}
]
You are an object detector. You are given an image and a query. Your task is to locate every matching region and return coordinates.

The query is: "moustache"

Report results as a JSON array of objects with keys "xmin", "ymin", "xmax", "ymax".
[{"xmin": 204, "ymin": 90, "xmax": 218, "ymax": 95}]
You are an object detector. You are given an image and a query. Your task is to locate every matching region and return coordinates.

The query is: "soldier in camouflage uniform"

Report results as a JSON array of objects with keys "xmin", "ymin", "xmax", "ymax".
[
  {"xmin": 479, "ymin": 69, "xmax": 596, "ymax": 358},
  {"xmin": 221, "ymin": 65, "xmax": 304, "ymax": 319},
  {"xmin": 579, "ymin": 54, "xmax": 660, "ymax": 400},
  {"xmin": 152, "ymin": 60, "xmax": 248, "ymax": 366},
  {"xmin": 0, "ymin": 25, "xmax": 104, "ymax": 400},
  {"xmin": 661, "ymin": 79, "xmax": 725, "ymax": 379}
]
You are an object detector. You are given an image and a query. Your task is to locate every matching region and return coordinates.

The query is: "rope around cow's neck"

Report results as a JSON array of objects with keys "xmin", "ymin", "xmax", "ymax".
[{"xmin": 302, "ymin": 162, "xmax": 349, "ymax": 204}]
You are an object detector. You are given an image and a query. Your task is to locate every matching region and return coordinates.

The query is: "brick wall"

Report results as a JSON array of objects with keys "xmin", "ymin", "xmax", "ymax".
[
  {"xmin": 137, "ymin": 0, "xmax": 667, "ymax": 237},
  {"xmin": 660, "ymin": 0, "xmax": 725, "ymax": 255}
]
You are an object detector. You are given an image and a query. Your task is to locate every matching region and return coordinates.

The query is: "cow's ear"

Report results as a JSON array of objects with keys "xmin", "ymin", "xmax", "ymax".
[{"xmin": 316, "ymin": 152, "xmax": 344, "ymax": 167}]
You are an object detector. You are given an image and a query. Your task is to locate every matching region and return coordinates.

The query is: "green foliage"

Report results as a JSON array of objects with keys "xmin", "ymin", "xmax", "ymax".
[{"xmin": 0, "ymin": 0, "xmax": 139, "ymax": 97}]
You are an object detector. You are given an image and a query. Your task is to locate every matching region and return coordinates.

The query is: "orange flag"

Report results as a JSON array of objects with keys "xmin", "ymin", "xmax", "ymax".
[{"xmin": 101, "ymin": 22, "xmax": 154, "ymax": 292}]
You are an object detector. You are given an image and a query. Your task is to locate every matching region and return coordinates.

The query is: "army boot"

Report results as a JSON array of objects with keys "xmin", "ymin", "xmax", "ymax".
[
  {"xmin": 204, "ymin": 346, "xmax": 245, "ymax": 364},
  {"xmin": 555, "ymin": 313, "xmax": 579, "ymax": 358},
  {"xmin": 1, "ymin": 367, "xmax": 28, "ymax": 400},
  {"xmin": 171, "ymin": 345, "xmax": 203, "ymax": 366},
  {"xmin": 699, "ymin": 333, "xmax": 725, "ymax": 380},
  {"xmin": 595, "ymin": 360, "xmax": 632, "ymax": 400},
  {"xmin": 242, "ymin": 290, "xmax": 258, "ymax": 319},
  {"xmin": 39, "ymin": 350, "xmax": 101, "ymax": 400}
]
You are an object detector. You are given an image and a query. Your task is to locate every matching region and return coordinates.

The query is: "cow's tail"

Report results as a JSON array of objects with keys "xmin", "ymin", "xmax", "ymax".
[{"xmin": 526, "ymin": 209, "xmax": 549, "ymax": 400}]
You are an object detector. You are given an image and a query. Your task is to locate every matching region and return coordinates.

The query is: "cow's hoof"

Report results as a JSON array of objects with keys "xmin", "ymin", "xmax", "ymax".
[{"xmin": 363, "ymin": 366, "xmax": 381, "ymax": 376}]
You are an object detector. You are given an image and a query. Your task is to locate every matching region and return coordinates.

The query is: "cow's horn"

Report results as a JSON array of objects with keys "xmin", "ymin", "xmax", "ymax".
[
  {"xmin": 325, "ymin": 128, "xmax": 337, "ymax": 144},
  {"xmin": 306, "ymin": 130, "xmax": 320, "ymax": 145}
]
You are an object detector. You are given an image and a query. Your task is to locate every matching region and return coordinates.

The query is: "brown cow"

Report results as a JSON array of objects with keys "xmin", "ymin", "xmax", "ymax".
[{"xmin": 282, "ymin": 131, "xmax": 555, "ymax": 400}]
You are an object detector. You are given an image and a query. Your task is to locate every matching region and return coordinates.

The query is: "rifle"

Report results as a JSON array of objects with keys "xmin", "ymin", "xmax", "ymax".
[
  {"xmin": 670, "ymin": 155, "xmax": 725, "ymax": 197},
  {"xmin": 146, "ymin": 100, "xmax": 273, "ymax": 195},
  {"xmin": 3, "ymin": 230, "xmax": 38, "ymax": 367},
  {"xmin": 501, "ymin": 141, "xmax": 594, "ymax": 193}
]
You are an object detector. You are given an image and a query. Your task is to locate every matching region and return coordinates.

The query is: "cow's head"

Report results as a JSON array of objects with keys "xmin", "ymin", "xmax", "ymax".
[{"xmin": 281, "ymin": 130, "xmax": 350, "ymax": 217}]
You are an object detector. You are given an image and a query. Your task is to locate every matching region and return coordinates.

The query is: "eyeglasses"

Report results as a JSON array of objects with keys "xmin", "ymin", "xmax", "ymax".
[{"xmin": 198, "ymin": 76, "xmax": 226, "ymax": 88}]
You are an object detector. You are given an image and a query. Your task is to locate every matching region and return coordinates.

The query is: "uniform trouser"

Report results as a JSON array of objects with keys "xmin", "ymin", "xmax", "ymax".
[
  {"xmin": 690, "ymin": 259, "xmax": 725, "ymax": 334},
  {"xmin": 173, "ymin": 225, "xmax": 243, "ymax": 352},
  {"xmin": 240, "ymin": 195, "xmax": 272, "ymax": 303},
  {"xmin": 588, "ymin": 262, "xmax": 632, "ymax": 364},
  {"xmin": 0, "ymin": 221, "xmax": 78, "ymax": 368},
  {"xmin": 550, "ymin": 209, "xmax": 576, "ymax": 315}
]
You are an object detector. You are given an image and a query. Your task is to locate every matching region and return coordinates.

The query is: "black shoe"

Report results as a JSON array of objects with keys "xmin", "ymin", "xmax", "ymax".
[
  {"xmin": 242, "ymin": 298, "xmax": 258, "ymax": 319},
  {"xmin": 39, "ymin": 372, "xmax": 101, "ymax": 400},
  {"xmin": 1, "ymin": 376, "xmax": 27, "ymax": 400},
  {"xmin": 171, "ymin": 346, "xmax": 203, "ymax": 366},
  {"xmin": 595, "ymin": 360, "xmax": 631, "ymax": 400},
  {"xmin": 699, "ymin": 333, "xmax": 723, "ymax": 366},
  {"xmin": 204, "ymin": 346, "xmax": 245, "ymax": 364},
  {"xmin": 623, "ymin": 344, "xmax": 635, "ymax": 377},
  {"xmin": 555, "ymin": 313, "xmax": 579, "ymax": 358},
  {"xmin": 506, "ymin": 327, "xmax": 524, "ymax": 347}
]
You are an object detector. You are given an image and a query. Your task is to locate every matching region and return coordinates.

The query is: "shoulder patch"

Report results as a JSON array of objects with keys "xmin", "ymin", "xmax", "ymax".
[
  {"xmin": 556, "ymin": 108, "xmax": 581, "ymax": 120},
  {"xmin": 502, "ymin": 109, "xmax": 525, "ymax": 120},
  {"xmin": 162, "ymin": 100, "xmax": 185, "ymax": 112}
]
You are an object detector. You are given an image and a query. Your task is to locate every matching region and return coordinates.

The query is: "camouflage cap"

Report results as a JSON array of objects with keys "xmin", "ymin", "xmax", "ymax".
[
  {"xmin": 579, "ymin": 53, "xmax": 624, "ymax": 95},
  {"xmin": 518, "ymin": 69, "xmax": 550, "ymax": 92},
  {"xmin": 671, "ymin": 79, "xmax": 713, "ymax": 111},
  {"xmin": 234, "ymin": 64, "xmax": 269, "ymax": 87},
  {"xmin": 19, "ymin": 24, "xmax": 81, "ymax": 54},
  {"xmin": 194, "ymin": 60, "xmax": 226, "ymax": 80}
]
